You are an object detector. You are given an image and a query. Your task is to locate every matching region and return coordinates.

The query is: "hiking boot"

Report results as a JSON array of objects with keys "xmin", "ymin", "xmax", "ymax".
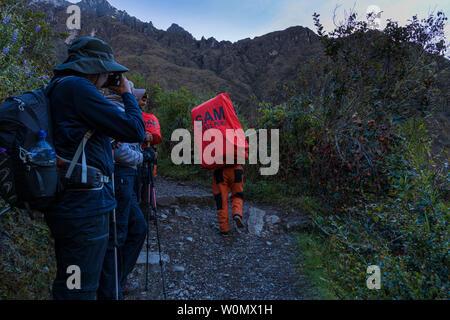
[{"xmin": 233, "ymin": 215, "xmax": 245, "ymax": 229}]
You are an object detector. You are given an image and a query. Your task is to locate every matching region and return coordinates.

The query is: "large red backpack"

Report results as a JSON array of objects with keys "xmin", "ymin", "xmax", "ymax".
[
  {"xmin": 191, "ymin": 93, "xmax": 248, "ymax": 170},
  {"xmin": 142, "ymin": 112, "xmax": 162, "ymax": 146}
]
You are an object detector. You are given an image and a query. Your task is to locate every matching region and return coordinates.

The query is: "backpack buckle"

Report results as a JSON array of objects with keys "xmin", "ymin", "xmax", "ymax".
[
  {"xmin": 19, "ymin": 147, "xmax": 29, "ymax": 163},
  {"xmin": 101, "ymin": 175, "xmax": 110, "ymax": 184}
]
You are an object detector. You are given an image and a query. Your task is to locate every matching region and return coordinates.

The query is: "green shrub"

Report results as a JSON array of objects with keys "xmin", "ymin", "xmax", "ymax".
[
  {"xmin": 0, "ymin": 0, "xmax": 61, "ymax": 102},
  {"xmin": 0, "ymin": 0, "xmax": 60, "ymax": 299},
  {"xmin": 147, "ymin": 86, "xmax": 210, "ymax": 181},
  {"xmin": 290, "ymin": 11, "xmax": 449, "ymax": 299},
  {"xmin": 310, "ymin": 161, "xmax": 448, "ymax": 299},
  {"xmin": 258, "ymin": 11, "xmax": 448, "ymax": 204},
  {"xmin": 297, "ymin": 116, "xmax": 449, "ymax": 299}
]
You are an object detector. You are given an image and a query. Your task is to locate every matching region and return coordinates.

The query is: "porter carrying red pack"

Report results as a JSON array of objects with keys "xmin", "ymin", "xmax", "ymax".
[
  {"xmin": 191, "ymin": 93, "xmax": 248, "ymax": 170},
  {"xmin": 142, "ymin": 112, "xmax": 162, "ymax": 146}
]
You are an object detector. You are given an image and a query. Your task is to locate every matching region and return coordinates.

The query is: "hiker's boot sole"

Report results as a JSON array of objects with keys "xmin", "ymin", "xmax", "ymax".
[{"xmin": 233, "ymin": 215, "xmax": 245, "ymax": 228}]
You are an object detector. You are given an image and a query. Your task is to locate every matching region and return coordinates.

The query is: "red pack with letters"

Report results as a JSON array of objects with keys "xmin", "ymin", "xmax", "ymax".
[
  {"xmin": 142, "ymin": 112, "xmax": 162, "ymax": 146},
  {"xmin": 191, "ymin": 93, "xmax": 248, "ymax": 170}
]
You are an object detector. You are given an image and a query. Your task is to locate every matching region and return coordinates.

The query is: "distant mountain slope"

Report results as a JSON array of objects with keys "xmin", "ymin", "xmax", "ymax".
[{"xmin": 29, "ymin": 0, "xmax": 324, "ymax": 119}]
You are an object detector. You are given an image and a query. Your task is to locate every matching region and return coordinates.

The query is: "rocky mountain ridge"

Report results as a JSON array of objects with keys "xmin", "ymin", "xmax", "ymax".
[{"xmin": 29, "ymin": 0, "xmax": 324, "ymax": 118}]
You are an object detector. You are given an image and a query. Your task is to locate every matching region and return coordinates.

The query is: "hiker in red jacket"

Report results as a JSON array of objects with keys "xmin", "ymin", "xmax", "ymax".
[{"xmin": 136, "ymin": 91, "xmax": 162, "ymax": 203}]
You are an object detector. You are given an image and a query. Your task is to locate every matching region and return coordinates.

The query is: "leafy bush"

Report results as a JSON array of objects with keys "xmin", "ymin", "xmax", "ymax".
[
  {"xmin": 0, "ymin": 209, "xmax": 55, "ymax": 299},
  {"xmin": 310, "ymin": 144, "xmax": 448, "ymax": 299},
  {"xmin": 0, "ymin": 0, "xmax": 60, "ymax": 299},
  {"xmin": 146, "ymin": 85, "xmax": 211, "ymax": 180},
  {"xmin": 289, "ymin": 10, "xmax": 449, "ymax": 299},
  {"xmin": 258, "ymin": 11, "xmax": 448, "ymax": 204},
  {"xmin": 0, "ymin": 0, "xmax": 61, "ymax": 102}
]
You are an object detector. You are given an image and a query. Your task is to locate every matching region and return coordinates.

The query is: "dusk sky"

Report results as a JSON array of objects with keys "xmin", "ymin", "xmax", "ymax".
[{"xmin": 69, "ymin": 0, "xmax": 449, "ymax": 43}]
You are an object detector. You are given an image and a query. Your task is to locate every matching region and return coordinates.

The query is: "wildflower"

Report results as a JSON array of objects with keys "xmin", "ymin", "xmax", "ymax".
[
  {"xmin": 2, "ymin": 47, "xmax": 9, "ymax": 55},
  {"xmin": 23, "ymin": 60, "xmax": 27, "ymax": 66},
  {"xmin": 35, "ymin": 25, "xmax": 41, "ymax": 32},
  {"xmin": 2, "ymin": 17, "xmax": 10, "ymax": 25},
  {"xmin": 19, "ymin": 47, "xmax": 23, "ymax": 54},
  {"xmin": 11, "ymin": 29, "xmax": 18, "ymax": 43}
]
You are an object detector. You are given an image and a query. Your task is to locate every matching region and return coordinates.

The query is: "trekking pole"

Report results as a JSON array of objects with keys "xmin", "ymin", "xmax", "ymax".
[
  {"xmin": 111, "ymin": 173, "xmax": 120, "ymax": 300},
  {"xmin": 144, "ymin": 157, "xmax": 155, "ymax": 292},
  {"xmin": 0, "ymin": 206, "xmax": 11, "ymax": 216},
  {"xmin": 145, "ymin": 161, "xmax": 150, "ymax": 292},
  {"xmin": 145, "ymin": 146, "xmax": 167, "ymax": 299}
]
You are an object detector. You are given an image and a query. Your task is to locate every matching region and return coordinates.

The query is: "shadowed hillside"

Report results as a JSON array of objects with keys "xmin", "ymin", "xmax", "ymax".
[{"xmin": 30, "ymin": 0, "xmax": 324, "ymax": 121}]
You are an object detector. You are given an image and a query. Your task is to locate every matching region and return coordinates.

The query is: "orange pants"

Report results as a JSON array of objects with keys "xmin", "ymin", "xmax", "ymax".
[{"xmin": 212, "ymin": 165, "xmax": 244, "ymax": 233}]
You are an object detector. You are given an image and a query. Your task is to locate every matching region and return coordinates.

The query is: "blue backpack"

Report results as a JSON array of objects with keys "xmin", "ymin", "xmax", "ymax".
[
  {"xmin": 0, "ymin": 84, "xmax": 58, "ymax": 211},
  {"xmin": 0, "ymin": 77, "xmax": 94, "ymax": 212}
]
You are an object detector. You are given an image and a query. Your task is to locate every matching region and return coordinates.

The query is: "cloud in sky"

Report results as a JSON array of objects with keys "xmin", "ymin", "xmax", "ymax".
[{"xmin": 69, "ymin": 0, "xmax": 449, "ymax": 43}]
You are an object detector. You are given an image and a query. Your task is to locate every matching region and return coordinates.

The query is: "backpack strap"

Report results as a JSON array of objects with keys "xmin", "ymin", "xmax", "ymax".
[
  {"xmin": 47, "ymin": 76, "xmax": 95, "ymax": 185},
  {"xmin": 13, "ymin": 97, "xmax": 42, "ymax": 130},
  {"xmin": 65, "ymin": 130, "xmax": 95, "ymax": 184},
  {"xmin": 44, "ymin": 76, "xmax": 75, "ymax": 97}
]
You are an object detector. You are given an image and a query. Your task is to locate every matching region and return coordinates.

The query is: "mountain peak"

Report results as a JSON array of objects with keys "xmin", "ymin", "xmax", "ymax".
[
  {"xmin": 29, "ymin": 0, "xmax": 68, "ymax": 7},
  {"xmin": 80, "ymin": 0, "xmax": 110, "ymax": 6},
  {"xmin": 78, "ymin": 0, "xmax": 116, "ymax": 16},
  {"xmin": 167, "ymin": 23, "xmax": 188, "ymax": 34}
]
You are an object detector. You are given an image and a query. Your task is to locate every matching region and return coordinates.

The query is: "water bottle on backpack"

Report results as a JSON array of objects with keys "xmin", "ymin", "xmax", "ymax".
[
  {"xmin": 29, "ymin": 130, "xmax": 56, "ymax": 167},
  {"xmin": 23, "ymin": 129, "xmax": 58, "ymax": 209},
  {"xmin": 0, "ymin": 77, "xmax": 70, "ymax": 211}
]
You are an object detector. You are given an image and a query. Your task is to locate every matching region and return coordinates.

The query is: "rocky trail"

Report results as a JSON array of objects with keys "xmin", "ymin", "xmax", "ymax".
[{"xmin": 126, "ymin": 176, "xmax": 318, "ymax": 300}]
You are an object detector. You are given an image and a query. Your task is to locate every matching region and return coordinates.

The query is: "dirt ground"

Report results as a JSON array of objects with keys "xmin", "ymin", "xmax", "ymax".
[{"xmin": 125, "ymin": 177, "xmax": 318, "ymax": 300}]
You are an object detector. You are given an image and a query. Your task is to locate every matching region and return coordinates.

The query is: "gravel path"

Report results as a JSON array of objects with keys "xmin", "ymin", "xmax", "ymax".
[{"xmin": 126, "ymin": 176, "xmax": 318, "ymax": 300}]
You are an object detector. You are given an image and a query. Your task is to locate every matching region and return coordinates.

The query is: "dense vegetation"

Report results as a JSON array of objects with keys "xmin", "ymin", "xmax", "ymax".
[
  {"xmin": 0, "ymin": 0, "xmax": 63, "ymax": 299},
  {"xmin": 256, "ymin": 12, "xmax": 449, "ymax": 299}
]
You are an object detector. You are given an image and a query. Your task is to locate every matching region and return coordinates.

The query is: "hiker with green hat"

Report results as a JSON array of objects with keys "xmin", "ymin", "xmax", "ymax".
[{"xmin": 44, "ymin": 37, "xmax": 146, "ymax": 300}]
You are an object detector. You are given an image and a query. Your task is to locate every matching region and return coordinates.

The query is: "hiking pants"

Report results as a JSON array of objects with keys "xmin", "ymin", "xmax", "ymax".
[
  {"xmin": 45, "ymin": 212, "xmax": 109, "ymax": 300},
  {"xmin": 212, "ymin": 165, "xmax": 244, "ymax": 233},
  {"xmin": 97, "ymin": 173, "xmax": 147, "ymax": 300}
]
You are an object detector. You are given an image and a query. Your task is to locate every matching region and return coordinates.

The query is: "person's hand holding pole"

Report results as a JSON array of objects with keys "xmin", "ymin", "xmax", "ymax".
[
  {"xmin": 144, "ymin": 132, "xmax": 153, "ymax": 145},
  {"xmin": 143, "ymin": 146, "xmax": 156, "ymax": 164}
]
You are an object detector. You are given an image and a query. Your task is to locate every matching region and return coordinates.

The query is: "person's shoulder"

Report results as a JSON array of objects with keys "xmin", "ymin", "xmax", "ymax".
[{"xmin": 56, "ymin": 75, "xmax": 93, "ymax": 91}]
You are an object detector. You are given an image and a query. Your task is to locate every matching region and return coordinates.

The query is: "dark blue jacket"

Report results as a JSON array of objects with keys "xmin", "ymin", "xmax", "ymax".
[{"xmin": 47, "ymin": 76, "xmax": 145, "ymax": 218}]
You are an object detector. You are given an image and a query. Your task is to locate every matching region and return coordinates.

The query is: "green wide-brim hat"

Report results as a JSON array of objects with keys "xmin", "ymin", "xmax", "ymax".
[{"xmin": 54, "ymin": 37, "xmax": 128, "ymax": 74}]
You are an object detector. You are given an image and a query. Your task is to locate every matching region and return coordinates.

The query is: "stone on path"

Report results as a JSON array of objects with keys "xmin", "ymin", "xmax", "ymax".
[
  {"xmin": 265, "ymin": 215, "xmax": 281, "ymax": 226},
  {"xmin": 172, "ymin": 265, "xmax": 185, "ymax": 272},
  {"xmin": 173, "ymin": 206, "xmax": 189, "ymax": 219},
  {"xmin": 247, "ymin": 207, "xmax": 266, "ymax": 236},
  {"xmin": 157, "ymin": 196, "xmax": 178, "ymax": 207},
  {"xmin": 136, "ymin": 251, "xmax": 170, "ymax": 266}
]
